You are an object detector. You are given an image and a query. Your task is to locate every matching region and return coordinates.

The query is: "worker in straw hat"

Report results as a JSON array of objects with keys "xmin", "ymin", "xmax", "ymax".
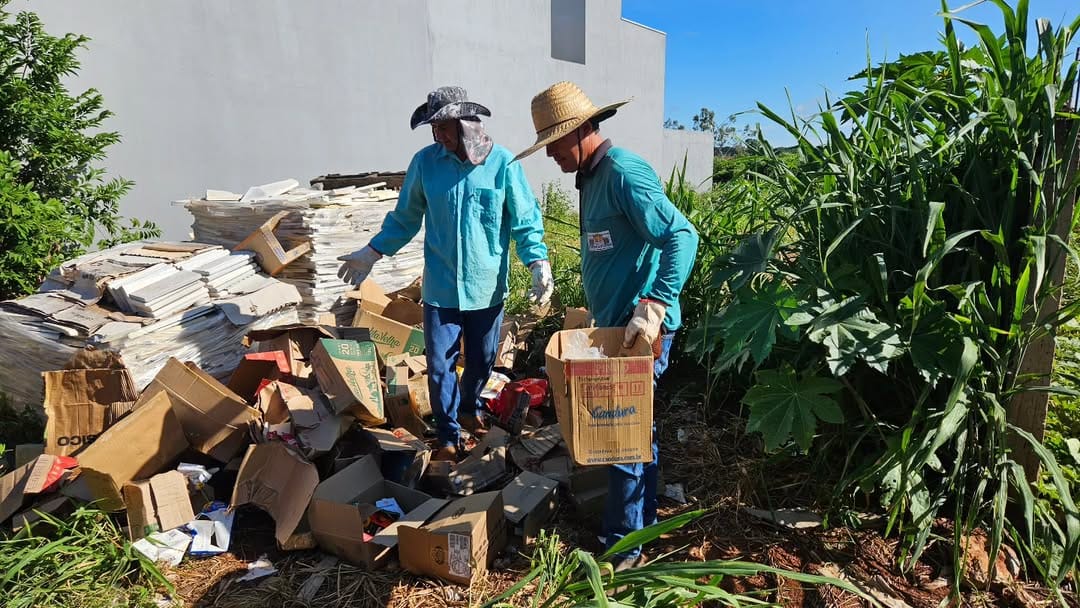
[
  {"xmin": 339, "ymin": 86, "xmax": 554, "ymax": 462},
  {"xmin": 517, "ymin": 81, "xmax": 699, "ymax": 568}
]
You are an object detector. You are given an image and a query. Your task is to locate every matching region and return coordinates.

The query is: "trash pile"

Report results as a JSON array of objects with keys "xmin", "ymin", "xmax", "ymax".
[
  {"xmin": 184, "ymin": 178, "xmax": 425, "ymax": 324},
  {"xmin": 1, "ymin": 240, "xmax": 661, "ymax": 590},
  {"xmin": 0, "ymin": 241, "xmax": 302, "ymax": 409}
]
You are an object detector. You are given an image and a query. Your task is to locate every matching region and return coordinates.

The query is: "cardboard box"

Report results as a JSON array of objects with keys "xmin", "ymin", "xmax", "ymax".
[
  {"xmin": 390, "ymin": 277, "xmax": 423, "ymax": 302},
  {"xmin": 308, "ymin": 454, "xmax": 447, "ymax": 568},
  {"xmin": 227, "ymin": 351, "xmax": 290, "ymax": 402},
  {"xmin": 502, "ymin": 471, "xmax": 559, "ymax": 542},
  {"xmin": 230, "ymin": 442, "xmax": 320, "ymax": 547},
  {"xmin": 245, "ymin": 324, "xmax": 336, "ymax": 379},
  {"xmin": 363, "ymin": 427, "xmax": 431, "ymax": 487},
  {"xmin": 138, "ymin": 358, "xmax": 258, "ymax": 463},
  {"xmin": 399, "ymin": 491, "xmax": 507, "ymax": 585},
  {"xmin": 67, "ymin": 390, "xmax": 189, "ymax": 511},
  {"xmin": 310, "ymin": 339, "xmax": 385, "ymax": 425},
  {"xmin": 346, "ymin": 278, "xmax": 392, "ymax": 317},
  {"xmin": 385, "ymin": 394, "xmax": 428, "ymax": 440},
  {"xmin": 424, "ymin": 428, "xmax": 510, "ymax": 496},
  {"xmin": 256, "ymin": 381, "xmax": 351, "ymax": 457},
  {"xmin": 562, "ymin": 307, "xmax": 591, "ymax": 330},
  {"xmin": 233, "ymin": 210, "xmax": 312, "ymax": 276},
  {"xmin": 123, "ymin": 470, "xmax": 196, "ymax": 540},
  {"xmin": 544, "ymin": 328, "xmax": 654, "ymax": 465},
  {"xmin": 406, "ymin": 373, "xmax": 433, "ymax": 418},
  {"xmin": 1, "ymin": 455, "xmax": 75, "ymax": 523},
  {"xmin": 353, "ymin": 310, "xmax": 425, "ymax": 358},
  {"xmin": 42, "ymin": 367, "xmax": 139, "ymax": 456}
]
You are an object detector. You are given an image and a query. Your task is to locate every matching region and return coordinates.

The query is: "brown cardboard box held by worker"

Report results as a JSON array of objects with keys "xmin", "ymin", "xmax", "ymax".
[
  {"xmin": 544, "ymin": 328, "xmax": 654, "ymax": 465},
  {"xmin": 307, "ymin": 455, "xmax": 447, "ymax": 568},
  {"xmin": 398, "ymin": 491, "xmax": 507, "ymax": 585}
]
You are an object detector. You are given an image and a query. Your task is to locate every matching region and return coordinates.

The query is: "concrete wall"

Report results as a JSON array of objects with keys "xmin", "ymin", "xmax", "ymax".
[
  {"xmin": 662, "ymin": 129, "xmax": 715, "ymax": 189},
  {"xmin": 12, "ymin": 0, "xmax": 711, "ymax": 240}
]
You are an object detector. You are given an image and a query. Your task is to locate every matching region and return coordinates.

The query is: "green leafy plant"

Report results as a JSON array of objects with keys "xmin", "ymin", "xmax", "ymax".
[
  {"xmin": 482, "ymin": 510, "xmax": 873, "ymax": 607},
  {"xmin": 0, "ymin": 1, "xmax": 159, "ymax": 299},
  {"xmin": 701, "ymin": 0, "xmax": 1080, "ymax": 592}
]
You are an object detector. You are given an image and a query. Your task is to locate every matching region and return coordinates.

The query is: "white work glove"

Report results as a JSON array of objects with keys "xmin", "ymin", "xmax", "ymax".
[
  {"xmin": 623, "ymin": 299, "xmax": 667, "ymax": 349},
  {"xmin": 529, "ymin": 260, "xmax": 554, "ymax": 308},
  {"xmin": 337, "ymin": 245, "xmax": 382, "ymax": 286}
]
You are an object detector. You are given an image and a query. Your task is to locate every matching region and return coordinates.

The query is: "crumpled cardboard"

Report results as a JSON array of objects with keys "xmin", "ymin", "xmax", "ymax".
[
  {"xmin": 310, "ymin": 338, "xmax": 385, "ymax": 425},
  {"xmin": 424, "ymin": 428, "xmax": 510, "ymax": 496},
  {"xmin": 244, "ymin": 323, "xmax": 336, "ymax": 380},
  {"xmin": 138, "ymin": 358, "xmax": 259, "ymax": 463},
  {"xmin": 123, "ymin": 470, "xmax": 196, "ymax": 541},
  {"xmin": 42, "ymin": 367, "xmax": 139, "ymax": 456},
  {"xmin": 255, "ymin": 381, "xmax": 352, "ymax": 457},
  {"xmin": 64, "ymin": 390, "xmax": 189, "ymax": 511},
  {"xmin": 230, "ymin": 442, "xmax": 319, "ymax": 547},
  {"xmin": 363, "ymin": 427, "xmax": 431, "ymax": 487},
  {"xmin": 0, "ymin": 454, "xmax": 77, "ymax": 523}
]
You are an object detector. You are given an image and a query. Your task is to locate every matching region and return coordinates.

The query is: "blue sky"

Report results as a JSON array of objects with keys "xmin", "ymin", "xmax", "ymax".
[{"xmin": 622, "ymin": 0, "xmax": 1079, "ymax": 146}]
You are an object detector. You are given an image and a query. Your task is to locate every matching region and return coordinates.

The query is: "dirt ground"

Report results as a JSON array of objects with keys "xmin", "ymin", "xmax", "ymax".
[{"xmin": 162, "ymin": 364, "xmax": 1077, "ymax": 608}]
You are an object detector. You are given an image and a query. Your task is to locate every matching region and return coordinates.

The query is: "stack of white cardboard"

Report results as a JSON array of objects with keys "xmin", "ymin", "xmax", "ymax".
[
  {"xmin": 0, "ymin": 241, "xmax": 301, "ymax": 411},
  {"xmin": 184, "ymin": 179, "xmax": 425, "ymax": 324}
]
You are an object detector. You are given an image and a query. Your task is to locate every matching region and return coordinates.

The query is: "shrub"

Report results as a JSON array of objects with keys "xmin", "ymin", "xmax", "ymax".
[
  {"xmin": 701, "ymin": 0, "xmax": 1080, "ymax": 590},
  {"xmin": 0, "ymin": 1, "xmax": 159, "ymax": 299}
]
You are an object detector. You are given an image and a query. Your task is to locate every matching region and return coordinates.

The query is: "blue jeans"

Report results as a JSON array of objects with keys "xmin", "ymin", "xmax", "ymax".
[
  {"xmin": 603, "ymin": 331, "xmax": 675, "ymax": 558},
  {"xmin": 423, "ymin": 302, "xmax": 504, "ymax": 448}
]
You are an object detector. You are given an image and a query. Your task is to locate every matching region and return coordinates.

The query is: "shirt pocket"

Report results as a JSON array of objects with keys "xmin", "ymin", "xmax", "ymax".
[{"xmin": 473, "ymin": 188, "xmax": 506, "ymax": 256}]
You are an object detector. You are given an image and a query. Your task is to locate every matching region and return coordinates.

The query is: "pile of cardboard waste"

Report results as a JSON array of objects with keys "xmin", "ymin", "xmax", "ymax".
[
  {"xmin": 1, "ymin": 268, "xmax": 662, "ymax": 588},
  {"xmin": 0, "ymin": 240, "xmax": 302, "ymax": 410},
  {"xmin": 183, "ymin": 178, "xmax": 425, "ymax": 324}
]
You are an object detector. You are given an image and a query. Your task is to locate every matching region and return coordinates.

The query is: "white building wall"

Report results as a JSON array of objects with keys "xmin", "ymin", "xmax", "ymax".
[{"xmin": 12, "ymin": 0, "xmax": 712, "ymax": 239}]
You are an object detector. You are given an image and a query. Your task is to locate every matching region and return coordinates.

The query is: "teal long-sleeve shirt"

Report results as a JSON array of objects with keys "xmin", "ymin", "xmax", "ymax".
[
  {"xmin": 369, "ymin": 143, "xmax": 548, "ymax": 311},
  {"xmin": 579, "ymin": 146, "xmax": 699, "ymax": 331}
]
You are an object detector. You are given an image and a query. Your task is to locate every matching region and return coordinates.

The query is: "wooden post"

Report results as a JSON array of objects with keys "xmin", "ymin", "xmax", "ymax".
[{"xmin": 1008, "ymin": 118, "xmax": 1080, "ymax": 481}]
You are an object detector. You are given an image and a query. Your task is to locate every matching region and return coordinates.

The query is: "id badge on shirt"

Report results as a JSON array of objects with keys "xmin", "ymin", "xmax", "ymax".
[{"xmin": 586, "ymin": 230, "xmax": 614, "ymax": 252}]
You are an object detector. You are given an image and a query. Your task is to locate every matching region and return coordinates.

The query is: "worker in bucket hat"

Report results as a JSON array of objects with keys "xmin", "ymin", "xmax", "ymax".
[
  {"xmin": 339, "ymin": 86, "xmax": 553, "ymax": 461},
  {"xmin": 517, "ymin": 81, "xmax": 699, "ymax": 569}
]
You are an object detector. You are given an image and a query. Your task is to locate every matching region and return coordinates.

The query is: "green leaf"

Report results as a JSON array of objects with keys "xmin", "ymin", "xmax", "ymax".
[
  {"xmin": 717, "ymin": 281, "xmax": 799, "ymax": 369},
  {"xmin": 711, "ymin": 228, "xmax": 780, "ymax": 291},
  {"xmin": 743, "ymin": 366, "xmax": 844, "ymax": 452},
  {"xmin": 791, "ymin": 294, "xmax": 906, "ymax": 376}
]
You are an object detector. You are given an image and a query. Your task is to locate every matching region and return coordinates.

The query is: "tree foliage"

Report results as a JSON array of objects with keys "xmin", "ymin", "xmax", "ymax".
[{"xmin": 0, "ymin": 1, "xmax": 159, "ymax": 299}]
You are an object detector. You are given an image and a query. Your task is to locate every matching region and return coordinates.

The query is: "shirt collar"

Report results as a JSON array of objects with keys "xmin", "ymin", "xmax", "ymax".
[{"xmin": 575, "ymin": 138, "xmax": 612, "ymax": 189}]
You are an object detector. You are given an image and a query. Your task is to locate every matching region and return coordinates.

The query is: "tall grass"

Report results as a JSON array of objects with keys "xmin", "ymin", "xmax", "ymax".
[
  {"xmin": 700, "ymin": 0, "xmax": 1080, "ymax": 594},
  {"xmin": 0, "ymin": 505, "xmax": 170, "ymax": 607}
]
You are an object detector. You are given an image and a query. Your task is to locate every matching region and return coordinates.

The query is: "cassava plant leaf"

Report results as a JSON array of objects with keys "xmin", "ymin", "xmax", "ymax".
[{"xmin": 743, "ymin": 366, "xmax": 844, "ymax": 451}]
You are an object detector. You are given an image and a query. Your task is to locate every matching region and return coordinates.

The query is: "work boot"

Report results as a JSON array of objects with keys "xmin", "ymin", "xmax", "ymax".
[
  {"xmin": 459, "ymin": 414, "xmax": 488, "ymax": 437},
  {"xmin": 432, "ymin": 445, "xmax": 458, "ymax": 462},
  {"xmin": 611, "ymin": 552, "xmax": 648, "ymax": 573}
]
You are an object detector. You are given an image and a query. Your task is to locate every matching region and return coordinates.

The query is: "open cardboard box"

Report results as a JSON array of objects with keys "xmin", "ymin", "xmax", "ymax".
[
  {"xmin": 310, "ymin": 338, "xmax": 385, "ymax": 425},
  {"xmin": 308, "ymin": 455, "xmax": 447, "ymax": 568},
  {"xmin": 233, "ymin": 210, "xmax": 312, "ymax": 276},
  {"xmin": 245, "ymin": 324, "xmax": 336, "ymax": 380},
  {"xmin": 138, "ymin": 358, "xmax": 259, "ymax": 463},
  {"xmin": 544, "ymin": 328, "xmax": 654, "ymax": 465},
  {"xmin": 230, "ymin": 442, "xmax": 320, "ymax": 548},
  {"xmin": 42, "ymin": 367, "xmax": 139, "ymax": 456},
  {"xmin": 353, "ymin": 310, "xmax": 425, "ymax": 359}
]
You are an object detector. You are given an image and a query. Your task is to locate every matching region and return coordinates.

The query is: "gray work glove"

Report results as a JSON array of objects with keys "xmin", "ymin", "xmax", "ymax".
[{"xmin": 337, "ymin": 245, "xmax": 382, "ymax": 286}]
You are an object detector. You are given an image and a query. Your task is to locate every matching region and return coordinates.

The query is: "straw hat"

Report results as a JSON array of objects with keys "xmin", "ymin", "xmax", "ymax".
[{"xmin": 514, "ymin": 81, "xmax": 630, "ymax": 161}]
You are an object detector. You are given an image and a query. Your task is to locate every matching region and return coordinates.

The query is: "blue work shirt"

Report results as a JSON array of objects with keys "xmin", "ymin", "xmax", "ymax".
[
  {"xmin": 369, "ymin": 143, "xmax": 548, "ymax": 310},
  {"xmin": 578, "ymin": 145, "xmax": 699, "ymax": 331}
]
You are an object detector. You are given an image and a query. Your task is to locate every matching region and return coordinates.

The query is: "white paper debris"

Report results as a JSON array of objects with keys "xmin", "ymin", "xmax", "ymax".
[
  {"xmin": 236, "ymin": 555, "xmax": 277, "ymax": 582},
  {"xmin": 564, "ymin": 331, "xmax": 606, "ymax": 359},
  {"xmin": 133, "ymin": 529, "xmax": 192, "ymax": 566},
  {"xmin": 187, "ymin": 502, "xmax": 234, "ymax": 556},
  {"xmin": 743, "ymin": 508, "xmax": 824, "ymax": 529}
]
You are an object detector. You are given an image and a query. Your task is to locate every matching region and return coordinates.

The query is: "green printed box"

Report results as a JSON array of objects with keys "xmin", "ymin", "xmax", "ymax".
[
  {"xmin": 353, "ymin": 310, "xmax": 425, "ymax": 359},
  {"xmin": 311, "ymin": 339, "xmax": 385, "ymax": 426}
]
